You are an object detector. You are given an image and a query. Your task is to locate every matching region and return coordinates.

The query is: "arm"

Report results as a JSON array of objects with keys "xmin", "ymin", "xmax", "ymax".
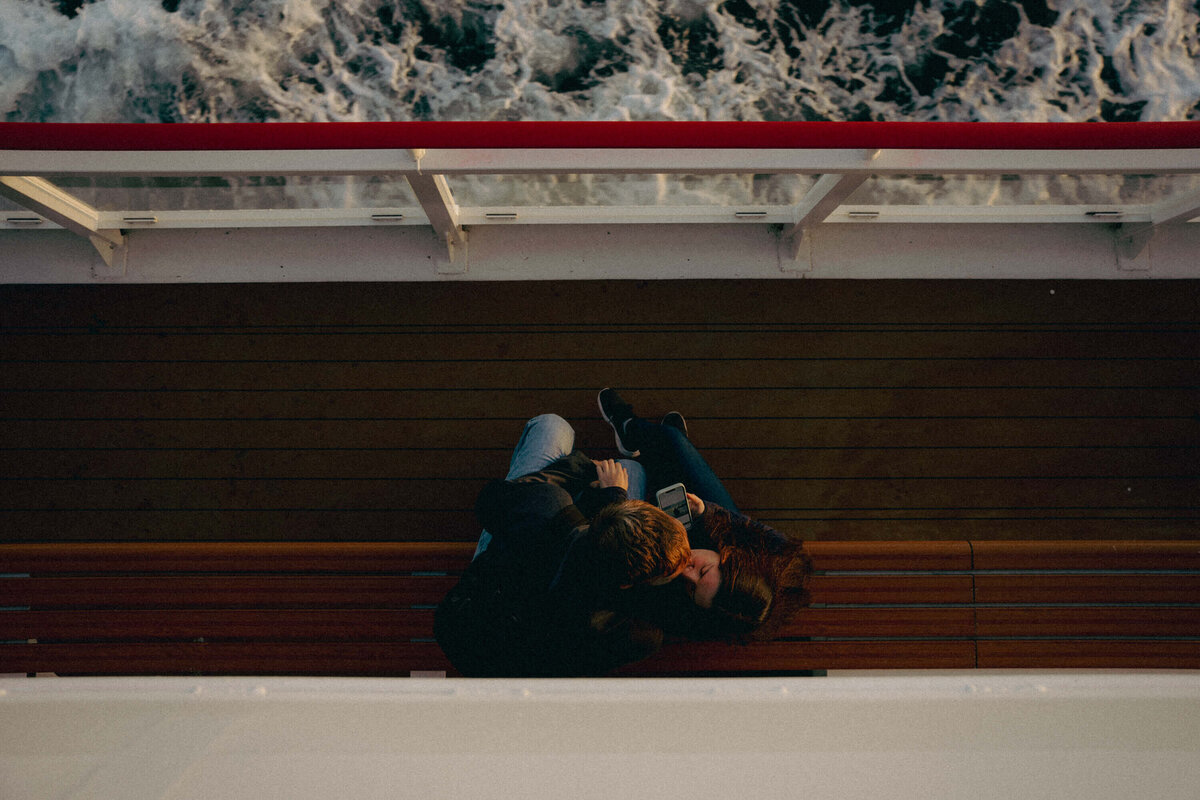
[
  {"xmin": 693, "ymin": 501, "xmax": 794, "ymax": 555},
  {"xmin": 510, "ymin": 450, "xmax": 598, "ymax": 494}
]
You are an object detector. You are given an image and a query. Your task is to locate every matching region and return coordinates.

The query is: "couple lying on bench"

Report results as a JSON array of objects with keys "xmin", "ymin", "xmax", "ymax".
[{"xmin": 435, "ymin": 389, "xmax": 811, "ymax": 677}]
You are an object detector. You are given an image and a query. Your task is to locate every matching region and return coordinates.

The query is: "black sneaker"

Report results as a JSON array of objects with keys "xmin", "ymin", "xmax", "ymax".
[
  {"xmin": 661, "ymin": 411, "xmax": 688, "ymax": 439},
  {"xmin": 597, "ymin": 388, "xmax": 640, "ymax": 456}
]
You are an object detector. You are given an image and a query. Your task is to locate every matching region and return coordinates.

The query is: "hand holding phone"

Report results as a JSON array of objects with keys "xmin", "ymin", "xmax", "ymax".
[{"xmin": 655, "ymin": 482, "xmax": 693, "ymax": 531}]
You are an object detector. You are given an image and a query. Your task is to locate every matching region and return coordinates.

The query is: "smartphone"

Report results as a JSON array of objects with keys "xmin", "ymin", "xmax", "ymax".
[{"xmin": 655, "ymin": 482, "xmax": 693, "ymax": 531}]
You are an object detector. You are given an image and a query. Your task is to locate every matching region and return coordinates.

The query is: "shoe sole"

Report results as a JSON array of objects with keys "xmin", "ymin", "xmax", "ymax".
[
  {"xmin": 661, "ymin": 412, "xmax": 688, "ymax": 439},
  {"xmin": 597, "ymin": 389, "xmax": 640, "ymax": 457}
]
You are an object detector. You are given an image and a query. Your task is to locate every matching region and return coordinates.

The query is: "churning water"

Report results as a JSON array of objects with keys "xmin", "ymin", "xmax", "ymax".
[{"xmin": 1, "ymin": 0, "xmax": 1198, "ymax": 123}]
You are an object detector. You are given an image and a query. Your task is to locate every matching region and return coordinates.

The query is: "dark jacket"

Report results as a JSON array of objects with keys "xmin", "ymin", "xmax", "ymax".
[{"xmin": 434, "ymin": 451, "xmax": 662, "ymax": 677}]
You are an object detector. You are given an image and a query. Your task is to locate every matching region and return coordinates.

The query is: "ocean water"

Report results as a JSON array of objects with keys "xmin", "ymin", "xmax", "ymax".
[{"xmin": 1, "ymin": 0, "xmax": 1198, "ymax": 124}]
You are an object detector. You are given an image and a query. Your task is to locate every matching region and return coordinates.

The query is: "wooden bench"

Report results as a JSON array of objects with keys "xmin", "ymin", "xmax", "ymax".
[{"xmin": 4, "ymin": 540, "xmax": 1198, "ymax": 677}]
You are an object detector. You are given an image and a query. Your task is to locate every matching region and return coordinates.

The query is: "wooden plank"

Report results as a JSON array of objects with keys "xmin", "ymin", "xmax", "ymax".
[
  {"xmin": 4, "ymin": 357, "xmax": 1194, "ymax": 393},
  {"xmin": 974, "ymin": 573, "xmax": 1200, "ymax": 604},
  {"xmin": 807, "ymin": 574, "xmax": 974, "ymax": 605},
  {"xmin": 767, "ymin": 519, "xmax": 1200, "ymax": 542},
  {"xmin": 2, "ymin": 281, "xmax": 1196, "ymax": 329},
  {"xmin": 3, "ymin": 511, "xmax": 1195, "ymax": 544},
  {"xmin": 0, "ymin": 510, "xmax": 480, "ymax": 542},
  {"xmin": 4, "ymin": 329, "xmax": 1198, "ymax": 361},
  {"xmin": 726, "ymin": 478, "xmax": 1200, "ymax": 510},
  {"xmin": 4, "ymin": 395, "xmax": 1195, "ymax": 451},
  {"xmin": 972, "ymin": 540, "xmax": 1200, "ymax": 570},
  {"xmin": 4, "ymin": 364, "xmax": 1196, "ymax": 418},
  {"xmin": 4, "ymin": 403, "xmax": 1197, "ymax": 450},
  {"xmin": 0, "ymin": 641, "xmax": 454, "ymax": 676},
  {"xmin": 0, "ymin": 608, "xmax": 437, "ymax": 642},
  {"xmin": 3, "ymin": 476, "xmax": 1196, "ymax": 514},
  {"xmin": 806, "ymin": 541, "xmax": 973, "ymax": 571},
  {"xmin": 977, "ymin": 640, "xmax": 1200, "ymax": 669},
  {"xmin": 976, "ymin": 608, "xmax": 1200, "ymax": 638},
  {"xmin": 0, "ymin": 575, "xmax": 458, "ymax": 610},
  {"xmin": 613, "ymin": 640, "xmax": 978, "ymax": 674},
  {"xmin": 779, "ymin": 608, "xmax": 974, "ymax": 638},
  {"xmin": 4, "ymin": 441, "xmax": 1193, "ymax": 481},
  {"xmin": 0, "ymin": 542, "xmax": 477, "ymax": 574}
]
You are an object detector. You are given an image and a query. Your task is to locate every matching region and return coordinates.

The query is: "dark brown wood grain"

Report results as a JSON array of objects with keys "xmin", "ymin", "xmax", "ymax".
[{"xmin": 2, "ymin": 280, "xmax": 1197, "ymax": 544}]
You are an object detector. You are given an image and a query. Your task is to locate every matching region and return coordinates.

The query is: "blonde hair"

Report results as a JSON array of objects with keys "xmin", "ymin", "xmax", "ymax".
[{"xmin": 590, "ymin": 500, "xmax": 691, "ymax": 586}]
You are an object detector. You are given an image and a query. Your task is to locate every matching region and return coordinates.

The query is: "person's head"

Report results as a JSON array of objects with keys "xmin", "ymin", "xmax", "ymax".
[
  {"xmin": 682, "ymin": 543, "xmax": 811, "ymax": 641},
  {"xmin": 590, "ymin": 500, "xmax": 692, "ymax": 588}
]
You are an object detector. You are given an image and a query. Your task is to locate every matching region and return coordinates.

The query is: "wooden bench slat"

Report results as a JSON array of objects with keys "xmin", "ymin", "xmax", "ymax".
[
  {"xmin": 0, "ymin": 543, "xmax": 477, "ymax": 574},
  {"xmin": 805, "ymin": 541, "xmax": 972, "ymax": 571},
  {"xmin": 780, "ymin": 608, "xmax": 975, "ymax": 638},
  {"xmin": 977, "ymin": 640, "xmax": 1200, "ymax": 669},
  {"xmin": 972, "ymin": 541, "xmax": 1200, "ymax": 570},
  {"xmin": 1, "ymin": 609, "xmax": 436, "ymax": 642},
  {"xmin": 0, "ymin": 642, "xmax": 453, "ymax": 677},
  {"xmin": 976, "ymin": 608, "xmax": 1200, "ymax": 638},
  {"xmin": 614, "ymin": 640, "xmax": 978, "ymax": 674},
  {"xmin": 0, "ymin": 511, "xmax": 482, "ymax": 544},
  {"xmin": 807, "ymin": 574, "xmax": 973, "ymax": 605},
  {"xmin": 0, "ymin": 575, "xmax": 457, "ymax": 610},
  {"xmin": 974, "ymin": 574, "xmax": 1200, "ymax": 604}
]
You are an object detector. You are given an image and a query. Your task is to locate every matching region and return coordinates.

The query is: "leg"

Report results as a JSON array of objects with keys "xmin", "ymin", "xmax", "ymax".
[
  {"xmin": 504, "ymin": 413, "xmax": 576, "ymax": 480},
  {"xmin": 626, "ymin": 417, "xmax": 740, "ymax": 514},
  {"xmin": 475, "ymin": 414, "xmax": 576, "ymax": 559},
  {"xmin": 617, "ymin": 458, "xmax": 647, "ymax": 501}
]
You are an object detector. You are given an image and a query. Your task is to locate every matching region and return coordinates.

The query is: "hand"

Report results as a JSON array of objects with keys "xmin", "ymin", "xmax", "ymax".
[
  {"xmin": 591, "ymin": 459, "xmax": 629, "ymax": 491},
  {"xmin": 686, "ymin": 492, "xmax": 705, "ymax": 518}
]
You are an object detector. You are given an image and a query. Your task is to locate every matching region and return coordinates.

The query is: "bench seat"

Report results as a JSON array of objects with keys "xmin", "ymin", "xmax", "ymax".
[{"xmin": 4, "ymin": 540, "xmax": 1198, "ymax": 676}]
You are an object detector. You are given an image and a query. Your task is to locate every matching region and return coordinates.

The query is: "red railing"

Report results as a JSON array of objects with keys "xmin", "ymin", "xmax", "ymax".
[{"xmin": 3, "ymin": 121, "xmax": 1200, "ymax": 151}]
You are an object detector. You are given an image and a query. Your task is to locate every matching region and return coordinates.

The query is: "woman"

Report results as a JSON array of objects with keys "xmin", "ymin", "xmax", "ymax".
[{"xmin": 598, "ymin": 388, "xmax": 812, "ymax": 642}]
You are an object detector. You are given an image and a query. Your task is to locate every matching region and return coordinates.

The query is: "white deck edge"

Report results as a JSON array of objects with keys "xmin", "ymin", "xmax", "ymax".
[
  {"xmin": 4, "ymin": 220, "xmax": 1199, "ymax": 281},
  {"xmin": 3, "ymin": 673, "xmax": 1198, "ymax": 800}
]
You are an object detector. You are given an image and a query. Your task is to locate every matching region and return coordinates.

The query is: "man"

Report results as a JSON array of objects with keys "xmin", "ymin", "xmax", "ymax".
[{"xmin": 434, "ymin": 414, "xmax": 692, "ymax": 677}]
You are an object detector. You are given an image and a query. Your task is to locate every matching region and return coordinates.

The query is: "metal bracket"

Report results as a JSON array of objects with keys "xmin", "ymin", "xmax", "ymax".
[
  {"xmin": 1114, "ymin": 223, "xmax": 1153, "ymax": 272},
  {"xmin": 778, "ymin": 224, "xmax": 813, "ymax": 273}
]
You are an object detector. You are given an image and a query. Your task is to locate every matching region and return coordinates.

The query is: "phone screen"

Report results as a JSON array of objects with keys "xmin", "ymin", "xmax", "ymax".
[{"xmin": 656, "ymin": 484, "xmax": 691, "ymax": 529}]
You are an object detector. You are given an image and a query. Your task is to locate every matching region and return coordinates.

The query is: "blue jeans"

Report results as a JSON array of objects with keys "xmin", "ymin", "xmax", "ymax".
[
  {"xmin": 473, "ymin": 414, "xmax": 645, "ymax": 558},
  {"xmin": 626, "ymin": 417, "xmax": 740, "ymax": 514}
]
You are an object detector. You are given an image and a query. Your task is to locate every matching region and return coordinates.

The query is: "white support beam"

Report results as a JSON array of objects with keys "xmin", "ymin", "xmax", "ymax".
[
  {"xmin": 407, "ymin": 149, "xmax": 467, "ymax": 272},
  {"xmin": 783, "ymin": 172, "xmax": 872, "ymax": 266},
  {"xmin": 0, "ymin": 175, "xmax": 126, "ymax": 274},
  {"xmin": 1150, "ymin": 186, "xmax": 1200, "ymax": 226}
]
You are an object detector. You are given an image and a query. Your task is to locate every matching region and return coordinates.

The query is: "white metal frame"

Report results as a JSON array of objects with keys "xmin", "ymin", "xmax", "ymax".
[{"xmin": 4, "ymin": 145, "xmax": 1200, "ymax": 273}]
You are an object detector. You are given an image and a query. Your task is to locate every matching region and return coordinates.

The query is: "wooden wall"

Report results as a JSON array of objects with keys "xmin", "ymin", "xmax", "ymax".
[{"xmin": 1, "ymin": 280, "xmax": 1196, "ymax": 543}]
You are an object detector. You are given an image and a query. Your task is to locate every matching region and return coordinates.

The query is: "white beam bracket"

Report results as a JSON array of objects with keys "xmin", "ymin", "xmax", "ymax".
[
  {"xmin": 0, "ymin": 175, "xmax": 127, "ymax": 276},
  {"xmin": 782, "ymin": 153, "xmax": 878, "ymax": 271},
  {"xmin": 407, "ymin": 149, "xmax": 468, "ymax": 274}
]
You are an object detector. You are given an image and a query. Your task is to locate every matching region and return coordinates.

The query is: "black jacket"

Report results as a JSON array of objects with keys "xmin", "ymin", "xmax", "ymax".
[{"xmin": 434, "ymin": 452, "xmax": 661, "ymax": 677}]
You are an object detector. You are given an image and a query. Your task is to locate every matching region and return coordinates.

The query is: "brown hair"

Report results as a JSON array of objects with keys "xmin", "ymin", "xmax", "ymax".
[
  {"xmin": 705, "ymin": 534, "xmax": 812, "ymax": 642},
  {"xmin": 589, "ymin": 500, "xmax": 691, "ymax": 586}
]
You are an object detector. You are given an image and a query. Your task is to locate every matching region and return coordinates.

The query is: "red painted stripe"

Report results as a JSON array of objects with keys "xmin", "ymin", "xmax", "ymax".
[{"xmin": 2, "ymin": 121, "xmax": 1200, "ymax": 151}]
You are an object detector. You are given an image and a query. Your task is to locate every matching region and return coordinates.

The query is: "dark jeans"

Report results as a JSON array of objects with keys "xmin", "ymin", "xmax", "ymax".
[{"xmin": 626, "ymin": 418, "xmax": 740, "ymax": 515}]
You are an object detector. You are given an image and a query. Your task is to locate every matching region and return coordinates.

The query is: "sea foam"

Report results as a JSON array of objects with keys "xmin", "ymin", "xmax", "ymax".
[{"xmin": 1, "ymin": 0, "xmax": 1197, "ymax": 123}]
